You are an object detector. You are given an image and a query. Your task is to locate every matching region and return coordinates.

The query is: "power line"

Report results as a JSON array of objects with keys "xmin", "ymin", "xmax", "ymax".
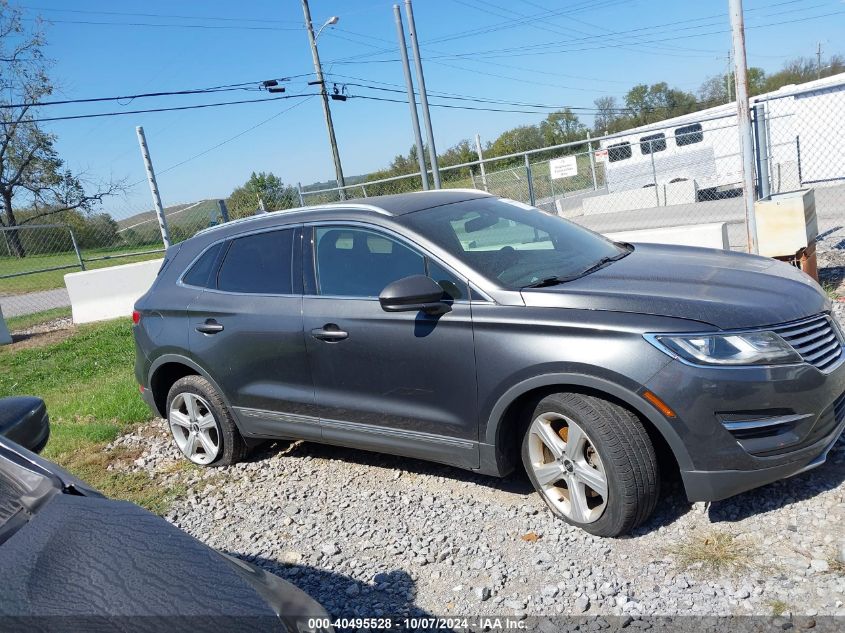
[
  {"xmin": 22, "ymin": 17, "xmax": 300, "ymax": 31},
  {"xmin": 0, "ymin": 75, "xmax": 315, "ymax": 109},
  {"xmin": 130, "ymin": 96, "xmax": 318, "ymax": 186},
  {"xmin": 8, "ymin": 94, "xmax": 320, "ymax": 124},
  {"xmin": 325, "ymin": 6, "xmax": 844, "ymax": 66},
  {"xmin": 19, "ymin": 5, "xmax": 302, "ymax": 25}
]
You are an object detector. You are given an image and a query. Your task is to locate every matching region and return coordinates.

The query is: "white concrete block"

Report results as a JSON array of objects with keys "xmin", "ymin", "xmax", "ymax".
[
  {"xmin": 64, "ymin": 259, "xmax": 163, "ymax": 324},
  {"xmin": 584, "ymin": 179, "xmax": 698, "ymax": 215},
  {"xmin": 0, "ymin": 306, "xmax": 11, "ymax": 345},
  {"xmin": 605, "ymin": 222, "xmax": 730, "ymax": 250}
]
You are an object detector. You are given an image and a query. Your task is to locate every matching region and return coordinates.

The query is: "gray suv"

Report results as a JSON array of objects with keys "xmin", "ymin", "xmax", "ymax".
[{"xmin": 133, "ymin": 190, "xmax": 845, "ymax": 537}]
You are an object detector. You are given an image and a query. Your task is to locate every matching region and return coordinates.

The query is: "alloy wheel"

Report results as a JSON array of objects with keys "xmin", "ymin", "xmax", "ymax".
[
  {"xmin": 169, "ymin": 392, "xmax": 221, "ymax": 465},
  {"xmin": 526, "ymin": 412, "xmax": 608, "ymax": 523}
]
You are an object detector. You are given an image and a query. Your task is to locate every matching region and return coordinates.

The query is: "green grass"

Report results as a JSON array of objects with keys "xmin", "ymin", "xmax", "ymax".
[
  {"xmin": 0, "ymin": 319, "xmax": 180, "ymax": 512},
  {"xmin": 0, "ymin": 246, "xmax": 164, "ymax": 295},
  {"xmin": 5, "ymin": 306, "xmax": 72, "ymax": 332}
]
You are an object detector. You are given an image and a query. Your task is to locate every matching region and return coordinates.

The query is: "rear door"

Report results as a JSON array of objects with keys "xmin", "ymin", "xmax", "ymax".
[
  {"xmin": 301, "ymin": 223, "xmax": 479, "ymax": 468},
  {"xmin": 186, "ymin": 226, "xmax": 319, "ymax": 440}
]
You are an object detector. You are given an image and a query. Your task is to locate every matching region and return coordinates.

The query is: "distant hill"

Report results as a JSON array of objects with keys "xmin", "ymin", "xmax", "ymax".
[{"xmin": 116, "ymin": 200, "xmax": 221, "ymax": 231}]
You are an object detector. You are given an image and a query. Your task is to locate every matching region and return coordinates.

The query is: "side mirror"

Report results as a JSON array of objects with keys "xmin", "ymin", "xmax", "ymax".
[
  {"xmin": 0, "ymin": 396, "xmax": 50, "ymax": 454},
  {"xmin": 379, "ymin": 275, "xmax": 451, "ymax": 315}
]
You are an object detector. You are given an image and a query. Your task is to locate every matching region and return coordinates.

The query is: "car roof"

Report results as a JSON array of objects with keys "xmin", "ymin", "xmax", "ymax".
[
  {"xmin": 349, "ymin": 189, "xmax": 492, "ymax": 215},
  {"xmin": 192, "ymin": 189, "xmax": 493, "ymax": 240}
]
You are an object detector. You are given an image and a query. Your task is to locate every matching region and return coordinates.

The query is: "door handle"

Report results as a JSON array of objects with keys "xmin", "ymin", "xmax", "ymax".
[
  {"xmin": 311, "ymin": 324, "xmax": 348, "ymax": 342},
  {"xmin": 196, "ymin": 319, "xmax": 224, "ymax": 334}
]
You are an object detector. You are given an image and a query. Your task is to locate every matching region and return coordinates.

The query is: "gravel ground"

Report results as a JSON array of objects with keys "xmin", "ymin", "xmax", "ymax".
[{"xmin": 103, "ymin": 243, "xmax": 845, "ymax": 627}]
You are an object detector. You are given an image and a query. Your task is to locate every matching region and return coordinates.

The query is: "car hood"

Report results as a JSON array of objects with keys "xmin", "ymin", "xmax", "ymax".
[{"xmin": 520, "ymin": 243, "xmax": 828, "ymax": 329}]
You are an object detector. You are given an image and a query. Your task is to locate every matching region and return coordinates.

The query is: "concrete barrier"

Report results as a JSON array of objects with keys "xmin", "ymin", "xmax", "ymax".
[
  {"xmin": 583, "ymin": 179, "xmax": 698, "ymax": 216},
  {"xmin": 64, "ymin": 259, "xmax": 163, "ymax": 324},
  {"xmin": 605, "ymin": 222, "xmax": 730, "ymax": 250},
  {"xmin": 0, "ymin": 307, "xmax": 11, "ymax": 345}
]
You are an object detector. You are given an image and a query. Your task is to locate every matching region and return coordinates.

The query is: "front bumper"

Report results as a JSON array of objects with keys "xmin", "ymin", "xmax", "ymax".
[{"xmin": 645, "ymin": 353, "xmax": 845, "ymax": 502}]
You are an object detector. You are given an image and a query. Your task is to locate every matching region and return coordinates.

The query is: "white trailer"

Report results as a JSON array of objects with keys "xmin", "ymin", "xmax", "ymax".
[{"xmin": 598, "ymin": 72, "xmax": 845, "ymax": 199}]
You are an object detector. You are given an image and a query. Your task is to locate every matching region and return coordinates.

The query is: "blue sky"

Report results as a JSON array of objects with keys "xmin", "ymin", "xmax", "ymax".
[{"xmin": 20, "ymin": 0, "xmax": 845, "ymax": 217}]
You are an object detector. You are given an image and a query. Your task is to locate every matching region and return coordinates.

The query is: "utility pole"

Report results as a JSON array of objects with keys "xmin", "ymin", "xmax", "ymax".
[
  {"xmin": 302, "ymin": 0, "xmax": 346, "ymax": 200},
  {"xmin": 817, "ymin": 41, "xmax": 823, "ymax": 79},
  {"xmin": 475, "ymin": 133, "xmax": 488, "ymax": 192},
  {"xmin": 135, "ymin": 126, "xmax": 170, "ymax": 249},
  {"xmin": 404, "ymin": 0, "xmax": 441, "ymax": 188},
  {"xmin": 729, "ymin": 0, "xmax": 759, "ymax": 254},
  {"xmin": 726, "ymin": 48, "xmax": 733, "ymax": 102},
  {"xmin": 393, "ymin": 4, "xmax": 429, "ymax": 190}
]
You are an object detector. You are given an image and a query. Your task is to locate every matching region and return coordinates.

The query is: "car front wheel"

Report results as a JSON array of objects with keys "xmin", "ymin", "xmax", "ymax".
[
  {"xmin": 166, "ymin": 375, "xmax": 247, "ymax": 467},
  {"xmin": 522, "ymin": 392, "xmax": 659, "ymax": 537}
]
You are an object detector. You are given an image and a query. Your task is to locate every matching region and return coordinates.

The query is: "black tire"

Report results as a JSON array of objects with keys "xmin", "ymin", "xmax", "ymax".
[
  {"xmin": 166, "ymin": 375, "xmax": 248, "ymax": 467},
  {"xmin": 521, "ymin": 392, "xmax": 659, "ymax": 537}
]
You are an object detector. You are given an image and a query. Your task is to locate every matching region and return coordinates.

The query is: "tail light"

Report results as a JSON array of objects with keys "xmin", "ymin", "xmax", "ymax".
[{"xmin": 132, "ymin": 310, "xmax": 141, "ymax": 325}]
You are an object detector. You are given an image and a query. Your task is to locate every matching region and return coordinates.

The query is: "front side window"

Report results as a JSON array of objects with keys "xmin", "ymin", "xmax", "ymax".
[
  {"xmin": 640, "ymin": 133, "xmax": 667, "ymax": 154},
  {"xmin": 402, "ymin": 198, "xmax": 628, "ymax": 289},
  {"xmin": 675, "ymin": 123, "xmax": 703, "ymax": 146},
  {"xmin": 315, "ymin": 227, "xmax": 425, "ymax": 297},
  {"xmin": 607, "ymin": 142, "xmax": 632, "ymax": 162},
  {"xmin": 216, "ymin": 229, "xmax": 294, "ymax": 294}
]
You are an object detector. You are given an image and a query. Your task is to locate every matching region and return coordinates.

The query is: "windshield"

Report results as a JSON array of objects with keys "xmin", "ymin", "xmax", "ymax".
[{"xmin": 402, "ymin": 197, "xmax": 628, "ymax": 289}]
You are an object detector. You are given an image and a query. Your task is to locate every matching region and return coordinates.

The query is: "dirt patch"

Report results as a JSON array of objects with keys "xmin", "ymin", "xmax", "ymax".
[{"xmin": 7, "ymin": 325, "xmax": 78, "ymax": 351}]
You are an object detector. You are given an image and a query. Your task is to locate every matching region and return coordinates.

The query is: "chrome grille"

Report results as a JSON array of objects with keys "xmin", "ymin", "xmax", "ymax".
[{"xmin": 773, "ymin": 315, "xmax": 843, "ymax": 371}]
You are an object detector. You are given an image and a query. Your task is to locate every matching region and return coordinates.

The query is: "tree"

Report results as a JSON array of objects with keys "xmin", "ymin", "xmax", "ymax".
[
  {"xmin": 539, "ymin": 109, "xmax": 586, "ymax": 147},
  {"xmin": 226, "ymin": 171, "xmax": 298, "ymax": 219},
  {"xmin": 624, "ymin": 82, "xmax": 698, "ymax": 126},
  {"xmin": 698, "ymin": 67, "xmax": 767, "ymax": 103},
  {"xmin": 593, "ymin": 96, "xmax": 624, "ymax": 134},
  {"xmin": 763, "ymin": 54, "xmax": 845, "ymax": 92},
  {"xmin": 488, "ymin": 124, "xmax": 545, "ymax": 158},
  {"xmin": 0, "ymin": 2, "xmax": 122, "ymax": 258}
]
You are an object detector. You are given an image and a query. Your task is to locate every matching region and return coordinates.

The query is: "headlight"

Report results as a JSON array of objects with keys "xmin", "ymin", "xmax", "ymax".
[{"xmin": 649, "ymin": 331, "xmax": 801, "ymax": 366}]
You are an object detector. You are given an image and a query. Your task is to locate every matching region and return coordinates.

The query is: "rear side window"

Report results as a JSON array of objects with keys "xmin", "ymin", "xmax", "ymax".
[
  {"xmin": 216, "ymin": 229, "xmax": 294, "ymax": 294},
  {"xmin": 675, "ymin": 123, "xmax": 703, "ymax": 146},
  {"xmin": 182, "ymin": 242, "xmax": 224, "ymax": 288},
  {"xmin": 640, "ymin": 133, "xmax": 666, "ymax": 154},
  {"xmin": 607, "ymin": 142, "xmax": 631, "ymax": 162}
]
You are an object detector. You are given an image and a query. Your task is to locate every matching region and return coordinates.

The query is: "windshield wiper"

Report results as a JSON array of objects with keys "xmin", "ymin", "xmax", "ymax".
[{"xmin": 521, "ymin": 250, "xmax": 630, "ymax": 289}]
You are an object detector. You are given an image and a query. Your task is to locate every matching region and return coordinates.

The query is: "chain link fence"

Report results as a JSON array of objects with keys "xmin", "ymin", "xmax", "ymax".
[
  {"xmin": 0, "ymin": 198, "xmax": 228, "ymax": 329},
  {"xmin": 4, "ymin": 75, "xmax": 845, "ymax": 333},
  {"xmin": 301, "ymin": 75, "xmax": 845, "ymax": 259}
]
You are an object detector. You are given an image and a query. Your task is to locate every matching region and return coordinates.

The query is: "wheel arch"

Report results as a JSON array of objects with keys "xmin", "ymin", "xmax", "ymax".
[
  {"xmin": 148, "ymin": 354, "xmax": 234, "ymax": 421},
  {"xmin": 480, "ymin": 373, "xmax": 692, "ymax": 477}
]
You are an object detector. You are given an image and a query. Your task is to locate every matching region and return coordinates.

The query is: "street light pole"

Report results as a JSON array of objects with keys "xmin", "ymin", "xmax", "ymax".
[{"xmin": 301, "ymin": 0, "xmax": 346, "ymax": 200}]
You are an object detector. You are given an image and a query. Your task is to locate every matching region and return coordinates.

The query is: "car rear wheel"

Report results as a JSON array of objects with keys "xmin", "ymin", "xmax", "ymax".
[
  {"xmin": 166, "ymin": 375, "xmax": 247, "ymax": 467},
  {"xmin": 521, "ymin": 392, "xmax": 659, "ymax": 537}
]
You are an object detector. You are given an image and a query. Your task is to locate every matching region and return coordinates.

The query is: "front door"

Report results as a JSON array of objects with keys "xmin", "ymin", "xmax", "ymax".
[
  {"xmin": 301, "ymin": 224, "xmax": 479, "ymax": 468},
  {"xmin": 187, "ymin": 227, "xmax": 319, "ymax": 440}
]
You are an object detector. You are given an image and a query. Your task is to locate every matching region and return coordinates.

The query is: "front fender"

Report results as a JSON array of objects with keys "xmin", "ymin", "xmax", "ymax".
[{"xmin": 478, "ymin": 370, "xmax": 693, "ymax": 477}]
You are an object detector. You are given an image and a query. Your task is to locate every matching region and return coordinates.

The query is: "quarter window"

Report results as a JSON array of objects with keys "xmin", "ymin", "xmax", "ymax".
[
  {"xmin": 182, "ymin": 242, "xmax": 224, "ymax": 288},
  {"xmin": 315, "ymin": 227, "xmax": 425, "ymax": 297},
  {"xmin": 216, "ymin": 230, "xmax": 294, "ymax": 294},
  {"xmin": 427, "ymin": 260, "xmax": 467, "ymax": 300},
  {"xmin": 675, "ymin": 123, "xmax": 704, "ymax": 146},
  {"xmin": 640, "ymin": 133, "xmax": 667, "ymax": 154},
  {"xmin": 607, "ymin": 142, "xmax": 632, "ymax": 162}
]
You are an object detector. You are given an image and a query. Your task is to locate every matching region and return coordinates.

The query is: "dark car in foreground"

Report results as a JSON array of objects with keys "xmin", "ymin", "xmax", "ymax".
[
  {"xmin": 0, "ymin": 436, "xmax": 330, "ymax": 632},
  {"xmin": 133, "ymin": 190, "xmax": 845, "ymax": 537},
  {"xmin": 0, "ymin": 396, "xmax": 49, "ymax": 453}
]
